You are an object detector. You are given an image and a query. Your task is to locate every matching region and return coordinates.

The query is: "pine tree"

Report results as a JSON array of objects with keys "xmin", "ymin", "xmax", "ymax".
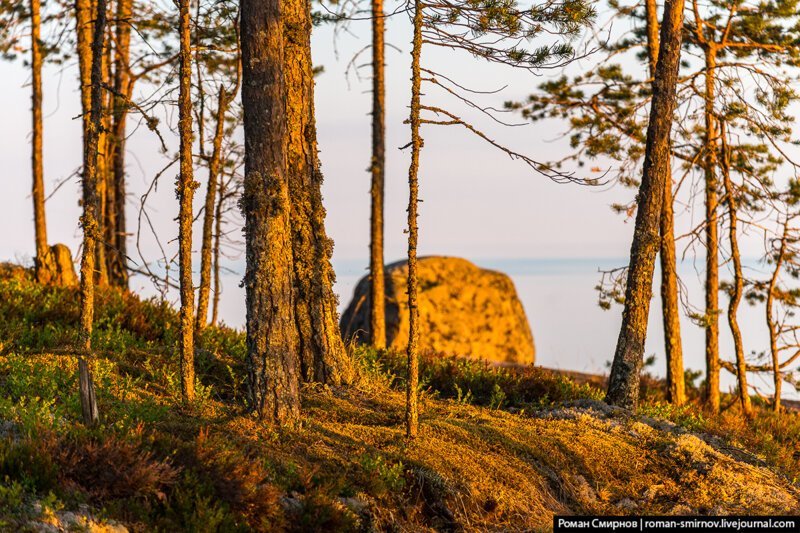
[
  {"xmin": 177, "ymin": 0, "xmax": 197, "ymax": 402},
  {"xmin": 241, "ymin": 0, "xmax": 301, "ymax": 423}
]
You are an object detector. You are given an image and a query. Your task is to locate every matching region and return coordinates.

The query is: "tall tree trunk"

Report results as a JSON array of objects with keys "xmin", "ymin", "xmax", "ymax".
[
  {"xmin": 605, "ymin": 0, "xmax": 687, "ymax": 410},
  {"xmin": 31, "ymin": 0, "xmax": 52, "ymax": 284},
  {"xmin": 767, "ymin": 224, "xmax": 786, "ymax": 413},
  {"xmin": 108, "ymin": 0, "xmax": 133, "ymax": 289},
  {"xmin": 241, "ymin": 0, "xmax": 301, "ymax": 424},
  {"xmin": 78, "ymin": 0, "xmax": 108, "ymax": 426},
  {"xmin": 405, "ymin": 0, "xmax": 423, "ymax": 438},
  {"xmin": 369, "ymin": 0, "xmax": 387, "ymax": 349},
  {"xmin": 284, "ymin": 0, "xmax": 354, "ymax": 386},
  {"xmin": 197, "ymin": 83, "xmax": 237, "ymax": 334},
  {"xmin": 720, "ymin": 123, "xmax": 751, "ymax": 416},
  {"xmin": 645, "ymin": 0, "xmax": 685, "ymax": 406},
  {"xmin": 177, "ymin": 0, "xmax": 196, "ymax": 402},
  {"xmin": 211, "ymin": 174, "xmax": 225, "ymax": 328},
  {"xmin": 92, "ymin": 17, "xmax": 111, "ymax": 289},
  {"xmin": 77, "ymin": 0, "xmax": 109, "ymax": 287},
  {"xmin": 703, "ymin": 46, "xmax": 721, "ymax": 413}
]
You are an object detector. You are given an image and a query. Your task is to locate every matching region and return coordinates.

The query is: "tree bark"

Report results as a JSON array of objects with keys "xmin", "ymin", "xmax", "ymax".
[
  {"xmin": 703, "ymin": 46, "xmax": 721, "ymax": 413},
  {"xmin": 211, "ymin": 174, "xmax": 225, "ymax": 328},
  {"xmin": 284, "ymin": 0, "xmax": 354, "ymax": 386},
  {"xmin": 31, "ymin": 0, "xmax": 53, "ymax": 284},
  {"xmin": 197, "ymin": 81, "xmax": 237, "ymax": 334},
  {"xmin": 605, "ymin": 0, "xmax": 687, "ymax": 410},
  {"xmin": 645, "ymin": 0, "xmax": 685, "ymax": 406},
  {"xmin": 77, "ymin": 0, "xmax": 108, "ymax": 426},
  {"xmin": 108, "ymin": 0, "xmax": 133, "ymax": 289},
  {"xmin": 369, "ymin": 0, "xmax": 387, "ymax": 349},
  {"xmin": 720, "ymin": 123, "xmax": 751, "ymax": 416},
  {"xmin": 767, "ymin": 225, "xmax": 786, "ymax": 413},
  {"xmin": 241, "ymin": 0, "xmax": 301, "ymax": 424},
  {"xmin": 177, "ymin": 0, "xmax": 196, "ymax": 402},
  {"xmin": 76, "ymin": 0, "xmax": 109, "ymax": 287},
  {"xmin": 405, "ymin": 0, "xmax": 423, "ymax": 438}
]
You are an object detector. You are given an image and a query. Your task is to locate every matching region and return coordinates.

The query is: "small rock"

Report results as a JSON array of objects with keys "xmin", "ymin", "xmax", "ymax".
[
  {"xmin": 668, "ymin": 504, "xmax": 695, "ymax": 515},
  {"xmin": 339, "ymin": 496, "xmax": 368, "ymax": 514},
  {"xmin": 615, "ymin": 498, "xmax": 638, "ymax": 511}
]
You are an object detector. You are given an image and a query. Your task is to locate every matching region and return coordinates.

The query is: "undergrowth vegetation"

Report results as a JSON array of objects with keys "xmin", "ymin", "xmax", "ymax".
[{"xmin": 0, "ymin": 276, "xmax": 799, "ymax": 530}]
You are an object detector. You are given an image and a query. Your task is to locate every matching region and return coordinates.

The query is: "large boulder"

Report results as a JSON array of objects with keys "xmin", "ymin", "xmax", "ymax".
[{"xmin": 340, "ymin": 256, "xmax": 535, "ymax": 364}]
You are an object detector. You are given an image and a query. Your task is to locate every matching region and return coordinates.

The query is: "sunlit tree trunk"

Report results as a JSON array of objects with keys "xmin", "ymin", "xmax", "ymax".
[
  {"xmin": 211, "ymin": 174, "xmax": 225, "ymax": 328},
  {"xmin": 645, "ymin": 0, "xmax": 685, "ymax": 406},
  {"xmin": 108, "ymin": 0, "xmax": 133, "ymax": 289},
  {"xmin": 284, "ymin": 0, "xmax": 354, "ymax": 385},
  {"xmin": 606, "ymin": 0, "xmax": 687, "ymax": 410},
  {"xmin": 405, "ymin": 0, "xmax": 423, "ymax": 438},
  {"xmin": 78, "ymin": 0, "xmax": 108, "ymax": 426},
  {"xmin": 720, "ymin": 123, "xmax": 751, "ymax": 416},
  {"xmin": 703, "ymin": 45, "xmax": 721, "ymax": 414},
  {"xmin": 241, "ymin": 0, "xmax": 301, "ymax": 423},
  {"xmin": 76, "ymin": 0, "xmax": 109, "ymax": 287},
  {"xmin": 177, "ymin": 0, "xmax": 196, "ymax": 402},
  {"xmin": 197, "ymin": 85, "xmax": 235, "ymax": 334},
  {"xmin": 369, "ymin": 0, "xmax": 387, "ymax": 349},
  {"xmin": 31, "ymin": 0, "xmax": 53, "ymax": 284},
  {"xmin": 766, "ymin": 225, "xmax": 786, "ymax": 412}
]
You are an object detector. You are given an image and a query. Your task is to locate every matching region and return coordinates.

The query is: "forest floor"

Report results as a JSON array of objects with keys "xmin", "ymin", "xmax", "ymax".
[{"xmin": 0, "ymin": 265, "xmax": 799, "ymax": 531}]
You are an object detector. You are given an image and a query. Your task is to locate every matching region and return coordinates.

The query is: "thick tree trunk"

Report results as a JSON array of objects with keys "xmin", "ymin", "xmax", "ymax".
[
  {"xmin": 177, "ymin": 0, "xmax": 196, "ymax": 402},
  {"xmin": 369, "ymin": 0, "xmax": 387, "ymax": 349},
  {"xmin": 31, "ymin": 0, "xmax": 53, "ymax": 284},
  {"xmin": 703, "ymin": 47, "xmax": 721, "ymax": 413},
  {"xmin": 645, "ymin": 0, "xmax": 685, "ymax": 405},
  {"xmin": 77, "ymin": 0, "xmax": 108, "ymax": 426},
  {"xmin": 720, "ymin": 125, "xmax": 751, "ymax": 416},
  {"xmin": 405, "ymin": 0, "xmax": 423, "ymax": 438},
  {"xmin": 108, "ymin": 0, "xmax": 133, "ymax": 289},
  {"xmin": 284, "ymin": 0, "xmax": 354, "ymax": 386},
  {"xmin": 241, "ymin": 0, "xmax": 301, "ymax": 424},
  {"xmin": 605, "ymin": 0, "xmax": 687, "ymax": 410},
  {"xmin": 197, "ymin": 86, "xmax": 234, "ymax": 334}
]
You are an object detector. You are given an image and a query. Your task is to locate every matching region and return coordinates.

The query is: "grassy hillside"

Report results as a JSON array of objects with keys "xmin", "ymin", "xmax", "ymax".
[{"xmin": 0, "ymin": 270, "xmax": 799, "ymax": 531}]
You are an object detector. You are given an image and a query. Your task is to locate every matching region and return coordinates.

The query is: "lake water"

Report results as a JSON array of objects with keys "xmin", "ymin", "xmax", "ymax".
[{"xmin": 193, "ymin": 257, "xmax": 800, "ymax": 401}]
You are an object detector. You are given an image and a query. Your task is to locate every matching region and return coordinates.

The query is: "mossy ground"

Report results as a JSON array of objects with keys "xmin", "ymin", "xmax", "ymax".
[{"xmin": 0, "ymin": 272, "xmax": 799, "ymax": 531}]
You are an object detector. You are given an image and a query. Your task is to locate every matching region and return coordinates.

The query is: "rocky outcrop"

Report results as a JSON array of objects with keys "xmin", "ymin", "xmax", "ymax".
[{"xmin": 340, "ymin": 256, "xmax": 535, "ymax": 364}]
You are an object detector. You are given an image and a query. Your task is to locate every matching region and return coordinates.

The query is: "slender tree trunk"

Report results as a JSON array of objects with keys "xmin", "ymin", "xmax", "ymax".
[
  {"xmin": 720, "ymin": 123, "xmax": 751, "ymax": 416},
  {"xmin": 197, "ymin": 78, "xmax": 238, "ymax": 334},
  {"xmin": 77, "ymin": 0, "xmax": 109, "ymax": 287},
  {"xmin": 369, "ymin": 0, "xmax": 387, "ymax": 349},
  {"xmin": 94, "ymin": 20, "xmax": 111, "ymax": 289},
  {"xmin": 241, "ymin": 0, "xmax": 301, "ymax": 424},
  {"xmin": 78, "ymin": 0, "xmax": 108, "ymax": 426},
  {"xmin": 108, "ymin": 0, "xmax": 133, "ymax": 289},
  {"xmin": 605, "ymin": 0, "xmax": 687, "ymax": 410},
  {"xmin": 211, "ymin": 174, "xmax": 225, "ymax": 328},
  {"xmin": 31, "ymin": 0, "xmax": 52, "ymax": 284},
  {"xmin": 405, "ymin": 0, "xmax": 423, "ymax": 438},
  {"xmin": 767, "ymin": 225, "xmax": 786, "ymax": 413},
  {"xmin": 75, "ymin": 0, "xmax": 92, "ymax": 145},
  {"xmin": 177, "ymin": 0, "xmax": 196, "ymax": 402},
  {"xmin": 284, "ymin": 0, "xmax": 354, "ymax": 386},
  {"xmin": 646, "ymin": 0, "xmax": 685, "ymax": 405},
  {"xmin": 703, "ymin": 46, "xmax": 721, "ymax": 413}
]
